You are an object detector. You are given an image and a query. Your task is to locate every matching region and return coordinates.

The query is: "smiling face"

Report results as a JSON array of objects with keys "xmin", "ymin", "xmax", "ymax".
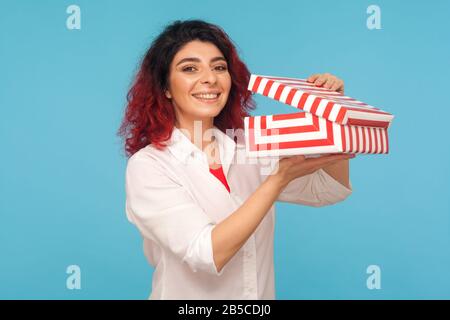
[{"xmin": 165, "ymin": 40, "xmax": 232, "ymax": 128}]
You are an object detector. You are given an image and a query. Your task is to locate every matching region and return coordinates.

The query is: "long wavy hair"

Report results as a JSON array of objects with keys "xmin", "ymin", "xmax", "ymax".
[{"xmin": 117, "ymin": 20, "xmax": 256, "ymax": 157}]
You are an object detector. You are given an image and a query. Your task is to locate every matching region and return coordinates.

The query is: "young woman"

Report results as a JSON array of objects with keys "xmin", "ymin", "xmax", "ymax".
[{"xmin": 118, "ymin": 20, "xmax": 354, "ymax": 300}]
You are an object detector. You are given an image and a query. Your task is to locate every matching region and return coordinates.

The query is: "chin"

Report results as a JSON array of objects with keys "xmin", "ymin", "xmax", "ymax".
[{"xmin": 199, "ymin": 103, "xmax": 226, "ymax": 115}]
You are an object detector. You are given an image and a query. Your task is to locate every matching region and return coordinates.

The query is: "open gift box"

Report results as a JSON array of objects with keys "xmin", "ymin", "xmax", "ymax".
[{"xmin": 244, "ymin": 75, "xmax": 394, "ymax": 157}]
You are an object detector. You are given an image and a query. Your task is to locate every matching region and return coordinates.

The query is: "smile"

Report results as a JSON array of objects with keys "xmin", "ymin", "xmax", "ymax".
[{"xmin": 192, "ymin": 93, "xmax": 221, "ymax": 102}]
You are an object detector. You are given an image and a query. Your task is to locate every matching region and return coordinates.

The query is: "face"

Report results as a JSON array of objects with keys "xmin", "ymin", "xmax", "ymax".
[{"xmin": 165, "ymin": 40, "xmax": 232, "ymax": 127}]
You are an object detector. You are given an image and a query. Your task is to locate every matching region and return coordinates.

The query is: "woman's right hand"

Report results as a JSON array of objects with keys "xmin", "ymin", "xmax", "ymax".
[{"xmin": 267, "ymin": 153, "xmax": 355, "ymax": 190}]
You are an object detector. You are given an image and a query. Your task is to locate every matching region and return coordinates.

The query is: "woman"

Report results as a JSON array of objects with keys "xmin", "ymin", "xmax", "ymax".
[{"xmin": 118, "ymin": 20, "xmax": 354, "ymax": 300}]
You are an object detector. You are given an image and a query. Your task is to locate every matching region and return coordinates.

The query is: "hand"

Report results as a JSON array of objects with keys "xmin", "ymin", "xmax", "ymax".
[
  {"xmin": 307, "ymin": 73, "xmax": 345, "ymax": 94},
  {"xmin": 268, "ymin": 154, "xmax": 355, "ymax": 190}
]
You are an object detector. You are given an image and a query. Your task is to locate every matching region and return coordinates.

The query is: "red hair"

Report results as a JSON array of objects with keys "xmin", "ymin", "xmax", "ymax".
[{"xmin": 117, "ymin": 20, "xmax": 255, "ymax": 157}]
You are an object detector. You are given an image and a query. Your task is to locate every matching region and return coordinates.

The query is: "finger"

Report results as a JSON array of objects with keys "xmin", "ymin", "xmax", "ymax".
[
  {"xmin": 289, "ymin": 153, "xmax": 355, "ymax": 177},
  {"xmin": 307, "ymin": 74, "xmax": 320, "ymax": 83},
  {"xmin": 330, "ymin": 81, "xmax": 342, "ymax": 91},
  {"xmin": 282, "ymin": 154, "xmax": 306, "ymax": 163},
  {"xmin": 281, "ymin": 154, "xmax": 306, "ymax": 159},
  {"xmin": 292, "ymin": 155, "xmax": 306, "ymax": 161},
  {"xmin": 314, "ymin": 76, "xmax": 327, "ymax": 86},
  {"xmin": 305, "ymin": 154, "xmax": 355, "ymax": 168},
  {"xmin": 289, "ymin": 156, "xmax": 348, "ymax": 177},
  {"xmin": 323, "ymin": 78, "xmax": 335, "ymax": 89},
  {"xmin": 330, "ymin": 81, "xmax": 342, "ymax": 92}
]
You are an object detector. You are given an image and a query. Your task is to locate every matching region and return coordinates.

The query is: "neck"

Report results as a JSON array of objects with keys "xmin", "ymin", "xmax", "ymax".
[{"xmin": 175, "ymin": 118, "xmax": 216, "ymax": 152}]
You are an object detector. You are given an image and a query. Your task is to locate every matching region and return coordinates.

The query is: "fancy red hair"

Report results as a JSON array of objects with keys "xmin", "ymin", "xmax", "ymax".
[{"xmin": 118, "ymin": 20, "xmax": 255, "ymax": 157}]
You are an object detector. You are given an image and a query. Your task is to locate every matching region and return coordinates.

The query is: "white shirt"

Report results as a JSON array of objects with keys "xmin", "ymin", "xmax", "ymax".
[{"xmin": 125, "ymin": 126, "xmax": 352, "ymax": 300}]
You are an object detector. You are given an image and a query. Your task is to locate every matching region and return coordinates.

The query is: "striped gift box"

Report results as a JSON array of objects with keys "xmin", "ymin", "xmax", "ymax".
[{"xmin": 244, "ymin": 74, "xmax": 394, "ymax": 157}]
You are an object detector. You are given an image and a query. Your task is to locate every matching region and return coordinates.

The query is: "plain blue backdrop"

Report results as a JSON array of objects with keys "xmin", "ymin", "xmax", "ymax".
[{"xmin": 1, "ymin": 0, "xmax": 449, "ymax": 299}]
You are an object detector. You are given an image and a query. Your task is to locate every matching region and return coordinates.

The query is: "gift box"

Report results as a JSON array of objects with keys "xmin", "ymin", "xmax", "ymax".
[{"xmin": 244, "ymin": 75, "xmax": 394, "ymax": 157}]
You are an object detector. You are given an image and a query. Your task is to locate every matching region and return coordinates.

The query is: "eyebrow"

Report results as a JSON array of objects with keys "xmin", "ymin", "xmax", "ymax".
[{"xmin": 175, "ymin": 56, "xmax": 227, "ymax": 66}]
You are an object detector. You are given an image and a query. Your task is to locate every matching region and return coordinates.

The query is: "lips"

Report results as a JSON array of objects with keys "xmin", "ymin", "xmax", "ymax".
[
  {"xmin": 192, "ymin": 92, "xmax": 221, "ymax": 100},
  {"xmin": 192, "ymin": 92, "xmax": 221, "ymax": 103}
]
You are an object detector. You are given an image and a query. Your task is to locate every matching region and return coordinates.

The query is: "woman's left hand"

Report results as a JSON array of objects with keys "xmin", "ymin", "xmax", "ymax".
[{"xmin": 307, "ymin": 73, "xmax": 345, "ymax": 94}]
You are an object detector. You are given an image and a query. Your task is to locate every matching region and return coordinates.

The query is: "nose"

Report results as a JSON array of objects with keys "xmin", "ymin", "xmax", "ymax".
[{"xmin": 200, "ymin": 68, "xmax": 217, "ymax": 85}]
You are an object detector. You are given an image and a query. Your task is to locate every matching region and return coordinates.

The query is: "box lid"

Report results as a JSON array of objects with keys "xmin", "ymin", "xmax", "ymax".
[{"xmin": 248, "ymin": 74, "xmax": 394, "ymax": 128}]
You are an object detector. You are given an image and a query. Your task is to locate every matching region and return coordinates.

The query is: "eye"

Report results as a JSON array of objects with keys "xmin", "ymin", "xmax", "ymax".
[
  {"xmin": 214, "ymin": 65, "xmax": 228, "ymax": 71},
  {"xmin": 182, "ymin": 65, "xmax": 197, "ymax": 72}
]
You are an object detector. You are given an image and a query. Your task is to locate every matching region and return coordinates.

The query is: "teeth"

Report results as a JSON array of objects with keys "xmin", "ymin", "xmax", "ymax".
[{"xmin": 193, "ymin": 93, "xmax": 219, "ymax": 99}]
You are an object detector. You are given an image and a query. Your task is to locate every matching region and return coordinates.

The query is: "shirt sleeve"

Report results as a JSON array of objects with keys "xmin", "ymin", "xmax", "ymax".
[
  {"xmin": 125, "ymin": 153, "xmax": 225, "ymax": 276},
  {"xmin": 276, "ymin": 168, "xmax": 353, "ymax": 207}
]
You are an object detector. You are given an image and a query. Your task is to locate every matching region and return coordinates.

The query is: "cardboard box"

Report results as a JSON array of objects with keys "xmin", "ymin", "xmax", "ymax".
[{"xmin": 244, "ymin": 75, "xmax": 394, "ymax": 157}]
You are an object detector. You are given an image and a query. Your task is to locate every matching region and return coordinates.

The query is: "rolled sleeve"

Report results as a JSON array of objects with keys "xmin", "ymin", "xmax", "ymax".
[
  {"xmin": 184, "ymin": 224, "xmax": 225, "ymax": 276},
  {"xmin": 125, "ymin": 153, "xmax": 222, "ymax": 276},
  {"xmin": 277, "ymin": 168, "xmax": 352, "ymax": 207}
]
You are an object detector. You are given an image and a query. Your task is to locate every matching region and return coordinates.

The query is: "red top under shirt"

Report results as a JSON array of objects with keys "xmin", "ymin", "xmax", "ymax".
[{"xmin": 209, "ymin": 166, "xmax": 231, "ymax": 193}]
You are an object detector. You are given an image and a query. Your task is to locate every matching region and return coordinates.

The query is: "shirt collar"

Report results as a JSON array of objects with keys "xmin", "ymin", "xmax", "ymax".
[{"xmin": 166, "ymin": 126, "xmax": 237, "ymax": 177}]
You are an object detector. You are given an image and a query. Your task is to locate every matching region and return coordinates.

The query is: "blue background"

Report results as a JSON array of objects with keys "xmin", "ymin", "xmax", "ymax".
[{"xmin": 1, "ymin": 0, "xmax": 449, "ymax": 299}]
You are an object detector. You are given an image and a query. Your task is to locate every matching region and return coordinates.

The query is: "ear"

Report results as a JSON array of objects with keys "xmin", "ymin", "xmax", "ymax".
[{"xmin": 164, "ymin": 89, "xmax": 172, "ymax": 99}]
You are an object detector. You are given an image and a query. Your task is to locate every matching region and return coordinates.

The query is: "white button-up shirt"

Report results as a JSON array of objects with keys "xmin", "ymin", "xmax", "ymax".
[{"xmin": 125, "ymin": 126, "xmax": 352, "ymax": 300}]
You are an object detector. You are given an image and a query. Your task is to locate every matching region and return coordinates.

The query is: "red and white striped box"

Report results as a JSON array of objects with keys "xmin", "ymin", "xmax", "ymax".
[{"xmin": 244, "ymin": 75, "xmax": 394, "ymax": 157}]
